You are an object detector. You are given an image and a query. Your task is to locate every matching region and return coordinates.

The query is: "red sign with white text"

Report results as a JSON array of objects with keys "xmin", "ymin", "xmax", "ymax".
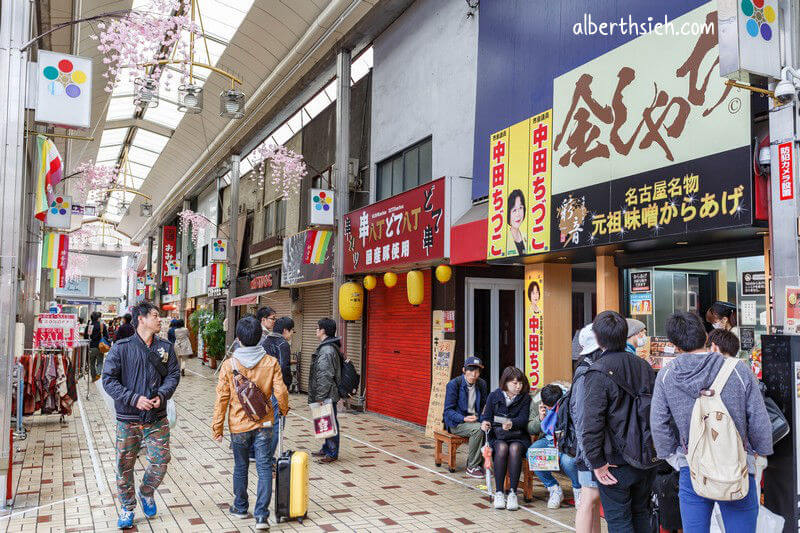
[
  {"xmin": 779, "ymin": 142, "xmax": 794, "ymax": 201},
  {"xmin": 343, "ymin": 178, "xmax": 445, "ymax": 274},
  {"xmin": 162, "ymin": 226, "xmax": 177, "ymax": 278}
]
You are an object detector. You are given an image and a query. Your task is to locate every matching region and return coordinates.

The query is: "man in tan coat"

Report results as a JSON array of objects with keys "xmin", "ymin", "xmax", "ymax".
[{"xmin": 212, "ymin": 315, "xmax": 289, "ymax": 530}]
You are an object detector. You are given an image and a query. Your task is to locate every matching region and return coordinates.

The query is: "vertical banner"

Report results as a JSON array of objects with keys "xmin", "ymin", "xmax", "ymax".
[
  {"xmin": 528, "ymin": 110, "xmax": 552, "ymax": 253},
  {"xmin": 506, "ymin": 119, "xmax": 530, "ymax": 257},
  {"xmin": 487, "ymin": 128, "xmax": 509, "ymax": 259},
  {"xmin": 524, "ymin": 265, "xmax": 544, "ymax": 388},
  {"xmin": 161, "ymin": 226, "xmax": 177, "ymax": 278}
]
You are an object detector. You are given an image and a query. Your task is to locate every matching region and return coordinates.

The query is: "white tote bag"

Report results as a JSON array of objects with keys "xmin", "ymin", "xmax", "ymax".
[{"xmin": 310, "ymin": 399, "xmax": 338, "ymax": 439}]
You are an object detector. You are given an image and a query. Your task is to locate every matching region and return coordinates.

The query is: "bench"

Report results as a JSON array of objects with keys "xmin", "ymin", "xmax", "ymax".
[{"xmin": 433, "ymin": 430, "xmax": 468, "ymax": 473}]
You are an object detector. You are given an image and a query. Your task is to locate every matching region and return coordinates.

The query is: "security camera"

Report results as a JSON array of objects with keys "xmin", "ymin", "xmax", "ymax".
[{"xmin": 774, "ymin": 78, "xmax": 796, "ymax": 104}]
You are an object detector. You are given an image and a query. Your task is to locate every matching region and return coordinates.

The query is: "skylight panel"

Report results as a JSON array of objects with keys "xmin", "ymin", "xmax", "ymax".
[
  {"xmin": 132, "ymin": 129, "xmax": 170, "ymax": 153},
  {"xmin": 125, "ymin": 161, "xmax": 151, "ymax": 179},
  {"xmin": 100, "ymin": 128, "xmax": 128, "ymax": 147},
  {"xmin": 106, "ymin": 96, "xmax": 136, "ymax": 120},
  {"xmin": 128, "ymin": 146, "xmax": 161, "ymax": 166},
  {"xmin": 96, "ymin": 145, "xmax": 121, "ymax": 162},
  {"xmin": 198, "ymin": 0, "xmax": 254, "ymax": 41},
  {"xmin": 144, "ymin": 100, "xmax": 184, "ymax": 129}
]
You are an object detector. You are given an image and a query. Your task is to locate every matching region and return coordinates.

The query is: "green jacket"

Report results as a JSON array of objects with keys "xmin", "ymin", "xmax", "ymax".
[{"xmin": 527, "ymin": 398, "xmax": 544, "ymax": 438}]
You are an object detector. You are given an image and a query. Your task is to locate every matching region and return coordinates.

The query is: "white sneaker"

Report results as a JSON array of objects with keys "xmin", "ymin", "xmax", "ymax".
[
  {"xmin": 493, "ymin": 491, "xmax": 506, "ymax": 509},
  {"xmin": 573, "ymin": 488, "xmax": 581, "ymax": 506},
  {"xmin": 505, "ymin": 491, "xmax": 519, "ymax": 511},
  {"xmin": 547, "ymin": 484, "xmax": 564, "ymax": 509}
]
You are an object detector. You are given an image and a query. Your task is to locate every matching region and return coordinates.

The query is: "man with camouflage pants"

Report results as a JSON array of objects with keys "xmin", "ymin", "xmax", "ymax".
[{"xmin": 102, "ymin": 300, "xmax": 180, "ymax": 529}]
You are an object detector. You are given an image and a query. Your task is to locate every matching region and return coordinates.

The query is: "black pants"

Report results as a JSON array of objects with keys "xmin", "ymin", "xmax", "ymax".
[{"xmin": 595, "ymin": 464, "xmax": 655, "ymax": 533}]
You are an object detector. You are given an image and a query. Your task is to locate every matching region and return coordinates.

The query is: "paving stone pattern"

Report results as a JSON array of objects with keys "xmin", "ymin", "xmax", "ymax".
[{"xmin": 1, "ymin": 359, "xmax": 588, "ymax": 532}]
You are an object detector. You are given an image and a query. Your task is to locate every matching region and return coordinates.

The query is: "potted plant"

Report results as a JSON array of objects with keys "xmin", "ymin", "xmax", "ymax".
[
  {"xmin": 202, "ymin": 317, "xmax": 226, "ymax": 369},
  {"xmin": 189, "ymin": 308, "xmax": 213, "ymax": 363}
]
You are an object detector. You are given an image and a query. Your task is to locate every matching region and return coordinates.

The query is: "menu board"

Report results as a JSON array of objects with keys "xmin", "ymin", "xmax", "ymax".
[
  {"xmin": 630, "ymin": 271, "xmax": 651, "ymax": 292},
  {"xmin": 425, "ymin": 339, "xmax": 455, "ymax": 439},
  {"xmin": 647, "ymin": 336, "xmax": 676, "ymax": 369}
]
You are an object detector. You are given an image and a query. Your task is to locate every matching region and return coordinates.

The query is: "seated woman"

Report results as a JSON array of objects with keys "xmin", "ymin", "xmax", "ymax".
[{"xmin": 480, "ymin": 366, "xmax": 531, "ymax": 511}]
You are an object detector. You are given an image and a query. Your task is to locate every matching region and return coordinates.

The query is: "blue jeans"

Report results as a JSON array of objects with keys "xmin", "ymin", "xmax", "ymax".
[
  {"xmin": 270, "ymin": 396, "xmax": 280, "ymax": 462},
  {"xmin": 231, "ymin": 428, "xmax": 273, "ymax": 520},
  {"xmin": 319, "ymin": 402, "xmax": 339, "ymax": 459},
  {"xmin": 678, "ymin": 467, "xmax": 758, "ymax": 533},
  {"xmin": 529, "ymin": 438, "xmax": 581, "ymax": 490}
]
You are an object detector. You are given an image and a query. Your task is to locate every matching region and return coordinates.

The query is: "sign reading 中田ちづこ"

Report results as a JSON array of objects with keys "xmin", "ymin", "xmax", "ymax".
[
  {"xmin": 524, "ymin": 266, "xmax": 544, "ymax": 388},
  {"xmin": 486, "ymin": 110, "xmax": 552, "ymax": 260},
  {"xmin": 35, "ymin": 51, "xmax": 92, "ymax": 129},
  {"xmin": 343, "ymin": 178, "xmax": 445, "ymax": 274}
]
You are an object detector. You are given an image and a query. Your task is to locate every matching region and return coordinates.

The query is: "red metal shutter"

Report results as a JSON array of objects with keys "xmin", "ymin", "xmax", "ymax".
[{"xmin": 365, "ymin": 270, "xmax": 431, "ymax": 425}]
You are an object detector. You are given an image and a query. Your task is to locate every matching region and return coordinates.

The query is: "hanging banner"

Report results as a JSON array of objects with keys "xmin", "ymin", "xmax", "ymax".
[
  {"xmin": 45, "ymin": 195, "xmax": 72, "ymax": 229},
  {"xmin": 33, "ymin": 135, "xmax": 64, "ymax": 221},
  {"xmin": 524, "ymin": 265, "xmax": 544, "ymax": 388},
  {"xmin": 209, "ymin": 238, "xmax": 227, "ymax": 263},
  {"xmin": 209, "ymin": 263, "xmax": 227, "ymax": 288},
  {"xmin": 42, "ymin": 232, "xmax": 69, "ymax": 270},
  {"xmin": 161, "ymin": 226, "xmax": 177, "ymax": 278},
  {"xmin": 35, "ymin": 51, "xmax": 93, "ymax": 129},
  {"xmin": 303, "ymin": 230, "xmax": 333, "ymax": 265}
]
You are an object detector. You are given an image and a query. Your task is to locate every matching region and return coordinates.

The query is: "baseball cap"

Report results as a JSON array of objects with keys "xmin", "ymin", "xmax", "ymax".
[
  {"xmin": 578, "ymin": 324, "xmax": 599, "ymax": 355},
  {"xmin": 626, "ymin": 318, "xmax": 646, "ymax": 337},
  {"xmin": 464, "ymin": 356, "xmax": 484, "ymax": 369}
]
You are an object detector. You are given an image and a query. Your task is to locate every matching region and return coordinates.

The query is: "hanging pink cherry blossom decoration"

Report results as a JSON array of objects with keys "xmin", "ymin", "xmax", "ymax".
[{"xmin": 249, "ymin": 143, "xmax": 308, "ymax": 198}]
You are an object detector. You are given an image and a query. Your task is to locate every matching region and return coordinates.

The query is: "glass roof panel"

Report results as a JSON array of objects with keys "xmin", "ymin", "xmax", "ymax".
[
  {"xmin": 104, "ymin": 211, "xmax": 124, "ymax": 223},
  {"xmin": 125, "ymin": 161, "xmax": 152, "ymax": 179},
  {"xmin": 271, "ymin": 124, "xmax": 292, "ymax": 146},
  {"xmin": 128, "ymin": 146, "xmax": 160, "ymax": 166},
  {"xmin": 198, "ymin": 0, "xmax": 254, "ymax": 41},
  {"xmin": 132, "ymin": 129, "xmax": 171, "ymax": 153},
  {"xmin": 100, "ymin": 128, "xmax": 128, "ymax": 147},
  {"xmin": 96, "ymin": 145, "xmax": 121, "ymax": 162},
  {"xmin": 106, "ymin": 96, "xmax": 136, "ymax": 120},
  {"xmin": 144, "ymin": 100, "xmax": 184, "ymax": 129}
]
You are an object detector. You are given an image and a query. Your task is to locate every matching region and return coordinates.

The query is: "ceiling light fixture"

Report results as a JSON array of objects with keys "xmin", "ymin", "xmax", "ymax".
[
  {"xmin": 220, "ymin": 89, "xmax": 245, "ymax": 119},
  {"xmin": 178, "ymin": 83, "xmax": 203, "ymax": 113},
  {"xmin": 134, "ymin": 77, "xmax": 159, "ymax": 109}
]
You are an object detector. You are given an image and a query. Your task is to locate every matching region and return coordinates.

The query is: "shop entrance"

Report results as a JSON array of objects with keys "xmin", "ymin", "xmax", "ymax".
[{"xmin": 465, "ymin": 278, "xmax": 524, "ymax": 389}]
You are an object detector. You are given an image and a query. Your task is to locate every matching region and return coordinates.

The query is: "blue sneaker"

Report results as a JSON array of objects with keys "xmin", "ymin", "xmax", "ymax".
[
  {"xmin": 117, "ymin": 509, "xmax": 134, "ymax": 529},
  {"xmin": 139, "ymin": 491, "xmax": 157, "ymax": 518}
]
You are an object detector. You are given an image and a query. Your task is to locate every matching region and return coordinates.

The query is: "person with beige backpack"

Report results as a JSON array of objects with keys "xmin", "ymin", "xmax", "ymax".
[{"xmin": 651, "ymin": 311, "xmax": 773, "ymax": 533}]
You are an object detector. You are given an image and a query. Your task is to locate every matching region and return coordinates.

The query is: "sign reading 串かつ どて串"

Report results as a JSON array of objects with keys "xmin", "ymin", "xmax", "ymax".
[
  {"xmin": 486, "ymin": 110, "xmax": 552, "ymax": 260},
  {"xmin": 343, "ymin": 178, "xmax": 445, "ymax": 274}
]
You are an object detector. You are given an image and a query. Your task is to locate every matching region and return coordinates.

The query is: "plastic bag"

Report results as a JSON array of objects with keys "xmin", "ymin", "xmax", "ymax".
[
  {"xmin": 710, "ymin": 504, "xmax": 784, "ymax": 533},
  {"xmin": 167, "ymin": 398, "xmax": 177, "ymax": 429},
  {"xmin": 310, "ymin": 399, "xmax": 338, "ymax": 439},
  {"xmin": 527, "ymin": 445, "xmax": 560, "ymax": 471}
]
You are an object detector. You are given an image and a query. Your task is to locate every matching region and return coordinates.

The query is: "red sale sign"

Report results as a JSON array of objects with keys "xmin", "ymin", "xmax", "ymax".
[{"xmin": 778, "ymin": 142, "xmax": 794, "ymax": 201}]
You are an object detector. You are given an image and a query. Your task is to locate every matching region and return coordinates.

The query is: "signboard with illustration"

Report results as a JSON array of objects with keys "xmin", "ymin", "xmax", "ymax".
[
  {"xmin": 487, "ymin": 110, "xmax": 553, "ymax": 261},
  {"xmin": 35, "ymin": 51, "xmax": 92, "ymax": 128},
  {"xmin": 209, "ymin": 239, "xmax": 227, "ymax": 263},
  {"xmin": 310, "ymin": 189, "xmax": 334, "ymax": 226},
  {"xmin": 630, "ymin": 293, "xmax": 653, "ymax": 315},
  {"xmin": 424, "ymin": 338, "xmax": 455, "ymax": 439},
  {"xmin": 282, "ymin": 229, "xmax": 334, "ymax": 286},
  {"xmin": 524, "ymin": 266, "xmax": 544, "ymax": 388},
  {"xmin": 343, "ymin": 178, "xmax": 445, "ymax": 274}
]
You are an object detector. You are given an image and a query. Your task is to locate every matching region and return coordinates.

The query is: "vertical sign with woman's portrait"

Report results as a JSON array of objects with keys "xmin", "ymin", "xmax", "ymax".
[
  {"xmin": 506, "ymin": 118, "xmax": 530, "ymax": 257},
  {"xmin": 525, "ymin": 266, "xmax": 544, "ymax": 388}
]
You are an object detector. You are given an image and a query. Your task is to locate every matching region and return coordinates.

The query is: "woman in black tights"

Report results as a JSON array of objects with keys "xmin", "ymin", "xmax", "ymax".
[{"xmin": 480, "ymin": 366, "xmax": 531, "ymax": 511}]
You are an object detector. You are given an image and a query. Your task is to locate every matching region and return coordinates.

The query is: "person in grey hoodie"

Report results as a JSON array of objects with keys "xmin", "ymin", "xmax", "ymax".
[{"xmin": 651, "ymin": 311, "xmax": 772, "ymax": 533}]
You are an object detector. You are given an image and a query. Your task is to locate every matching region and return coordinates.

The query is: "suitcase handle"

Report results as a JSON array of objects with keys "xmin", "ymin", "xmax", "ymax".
[{"xmin": 277, "ymin": 414, "xmax": 285, "ymax": 456}]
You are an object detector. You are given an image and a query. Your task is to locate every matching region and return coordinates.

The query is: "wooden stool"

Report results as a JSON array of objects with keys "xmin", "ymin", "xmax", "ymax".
[
  {"xmin": 503, "ymin": 458, "xmax": 534, "ymax": 502},
  {"xmin": 433, "ymin": 430, "xmax": 468, "ymax": 473}
]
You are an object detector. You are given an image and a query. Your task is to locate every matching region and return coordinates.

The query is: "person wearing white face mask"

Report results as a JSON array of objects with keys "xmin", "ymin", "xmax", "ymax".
[
  {"xmin": 705, "ymin": 301, "xmax": 740, "ymax": 339},
  {"xmin": 625, "ymin": 318, "xmax": 647, "ymax": 355}
]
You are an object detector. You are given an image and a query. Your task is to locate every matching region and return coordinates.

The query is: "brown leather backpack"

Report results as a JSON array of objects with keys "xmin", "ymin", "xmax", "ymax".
[{"xmin": 230, "ymin": 359, "xmax": 270, "ymax": 422}]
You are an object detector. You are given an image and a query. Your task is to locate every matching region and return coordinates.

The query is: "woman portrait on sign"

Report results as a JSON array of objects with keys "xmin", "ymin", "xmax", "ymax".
[
  {"xmin": 528, "ymin": 280, "xmax": 541, "ymax": 315},
  {"xmin": 507, "ymin": 189, "xmax": 526, "ymax": 256}
]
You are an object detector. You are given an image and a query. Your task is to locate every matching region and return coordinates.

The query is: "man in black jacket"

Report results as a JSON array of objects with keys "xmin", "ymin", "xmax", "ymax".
[
  {"xmin": 263, "ymin": 316, "xmax": 294, "ymax": 466},
  {"xmin": 308, "ymin": 317, "xmax": 341, "ymax": 463},
  {"xmin": 115, "ymin": 313, "xmax": 135, "ymax": 341},
  {"xmin": 580, "ymin": 310, "xmax": 656, "ymax": 533},
  {"xmin": 102, "ymin": 300, "xmax": 180, "ymax": 529}
]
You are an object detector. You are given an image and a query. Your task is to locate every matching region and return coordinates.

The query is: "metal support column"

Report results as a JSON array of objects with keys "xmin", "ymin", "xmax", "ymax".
[
  {"xmin": 768, "ymin": 0, "xmax": 800, "ymax": 328},
  {"xmin": 333, "ymin": 48, "xmax": 351, "ymax": 349},
  {"xmin": 0, "ymin": 0, "xmax": 32, "ymax": 506},
  {"xmin": 179, "ymin": 199, "xmax": 190, "ymax": 319},
  {"xmin": 225, "ymin": 155, "xmax": 241, "ymax": 349}
]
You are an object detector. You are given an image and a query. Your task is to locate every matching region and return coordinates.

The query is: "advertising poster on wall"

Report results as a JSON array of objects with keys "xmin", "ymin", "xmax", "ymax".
[
  {"xmin": 630, "ymin": 293, "xmax": 653, "ymax": 316},
  {"xmin": 630, "ymin": 271, "xmax": 651, "ymax": 292},
  {"xmin": 785, "ymin": 286, "xmax": 800, "ymax": 334},
  {"xmin": 424, "ymin": 338, "xmax": 455, "ymax": 439},
  {"xmin": 486, "ymin": 110, "xmax": 553, "ymax": 261},
  {"xmin": 524, "ymin": 265, "xmax": 544, "ymax": 388}
]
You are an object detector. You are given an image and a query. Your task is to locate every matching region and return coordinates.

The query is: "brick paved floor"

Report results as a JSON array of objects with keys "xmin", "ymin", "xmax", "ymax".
[{"xmin": 1, "ymin": 358, "xmax": 586, "ymax": 532}]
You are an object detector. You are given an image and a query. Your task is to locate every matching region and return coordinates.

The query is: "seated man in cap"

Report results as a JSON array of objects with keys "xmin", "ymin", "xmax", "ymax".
[
  {"xmin": 443, "ymin": 357, "xmax": 489, "ymax": 478},
  {"xmin": 625, "ymin": 318, "xmax": 647, "ymax": 355}
]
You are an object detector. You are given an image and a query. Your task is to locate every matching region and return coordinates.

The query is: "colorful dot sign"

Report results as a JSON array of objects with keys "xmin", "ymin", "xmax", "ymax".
[
  {"xmin": 741, "ymin": 0, "xmax": 776, "ymax": 40},
  {"xmin": 313, "ymin": 191, "xmax": 333, "ymax": 212},
  {"xmin": 42, "ymin": 58, "xmax": 86, "ymax": 98},
  {"xmin": 49, "ymin": 197, "xmax": 70, "ymax": 215}
]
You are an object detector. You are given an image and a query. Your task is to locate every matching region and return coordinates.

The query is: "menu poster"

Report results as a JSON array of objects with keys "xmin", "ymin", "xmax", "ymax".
[
  {"xmin": 785, "ymin": 286, "xmax": 800, "ymax": 334},
  {"xmin": 647, "ymin": 336, "xmax": 676, "ymax": 370},
  {"xmin": 739, "ymin": 327, "xmax": 755, "ymax": 353},
  {"xmin": 425, "ymin": 339, "xmax": 455, "ymax": 439},
  {"xmin": 630, "ymin": 271, "xmax": 651, "ymax": 292}
]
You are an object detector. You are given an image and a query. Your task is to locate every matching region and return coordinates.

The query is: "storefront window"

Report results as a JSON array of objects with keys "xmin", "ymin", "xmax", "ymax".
[{"xmin": 624, "ymin": 255, "xmax": 767, "ymax": 359}]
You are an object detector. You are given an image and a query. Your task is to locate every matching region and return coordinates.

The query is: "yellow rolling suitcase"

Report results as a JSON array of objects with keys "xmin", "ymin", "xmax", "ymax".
[{"xmin": 274, "ymin": 416, "xmax": 309, "ymax": 523}]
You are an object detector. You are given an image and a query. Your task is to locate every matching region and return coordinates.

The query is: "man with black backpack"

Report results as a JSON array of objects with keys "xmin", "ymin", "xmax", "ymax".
[
  {"xmin": 581, "ymin": 310, "xmax": 657, "ymax": 533},
  {"xmin": 308, "ymin": 318, "xmax": 343, "ymax": 463}
]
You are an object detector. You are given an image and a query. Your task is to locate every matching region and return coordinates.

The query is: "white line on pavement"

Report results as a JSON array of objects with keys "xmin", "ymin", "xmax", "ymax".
[
  {"xmin": 0, "ymin": 493, "xmax": 95, "ymax": 521},
  {"xmin": 77, "ymin": 395, "xmax": 107, "ymax": 492}
]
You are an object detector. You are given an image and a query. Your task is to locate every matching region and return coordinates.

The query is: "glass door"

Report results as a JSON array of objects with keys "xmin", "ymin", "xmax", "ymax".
[{"xmin": 465, "ymin": 278, "xmax": 524, "ymax": 389}]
